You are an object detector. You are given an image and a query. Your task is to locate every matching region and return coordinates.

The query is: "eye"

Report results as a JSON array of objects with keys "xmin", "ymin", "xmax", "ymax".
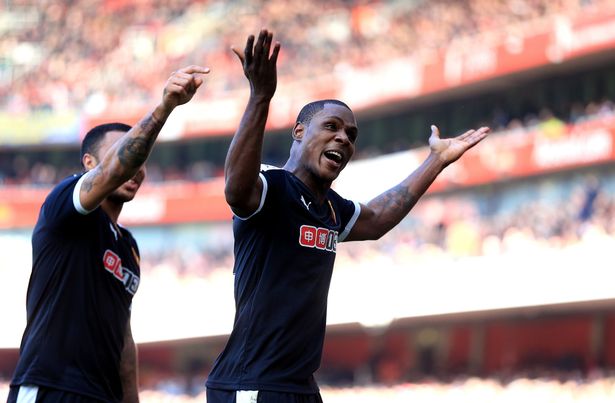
[
  {"xmin": 324, "ymin": 122, "xmax": 337, "ymax": 130},
  {"xmin": 347, "ymin": 130, "xmax": 358, "ymax": 144}
]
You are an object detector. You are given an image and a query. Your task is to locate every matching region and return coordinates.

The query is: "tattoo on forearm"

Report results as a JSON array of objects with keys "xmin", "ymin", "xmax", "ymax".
[
  {"xmin": 117, "ymin": 137, "xmax": 151, "ymax": 169},
  {"xmin": 372, "ymin": 184, "xmax": 417, "ymax": 216},
  {"xmin": 117, "ymin": 115, "xmax": 162, "ymax": 169},
  {"xmin": 82, "ymin": 168, "xmax": 101, "ymax": 193}
]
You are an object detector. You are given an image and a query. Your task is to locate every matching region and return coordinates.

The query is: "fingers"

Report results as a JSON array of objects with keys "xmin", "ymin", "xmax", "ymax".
[
  {"xmin": 169, "ymin": 66, "xmax": 210, "ymax": 91},
  {"xmin": 244, "ymin": 34, "xmax": 254, "ymax": 66},
  {"xmin": 263, "ymin": 31, "xmax": 273, "ymax": 60},
  {"xmin": 169, "ymin": 72, "xmax": 197, "ymax": 92},
  {"xmin": 253, "ymin": 29, "xmax": 278, "ymax": 62},
  {"xmin": 166, "ymin": 83, "xmax": 190, "ymax": 99},
  {"xmin": 193, "ymin": 76, "xmax": 204, "ymax": 89},
  {"xmin": 459, "ymin": 126, "xmax": 490, "ymax": 144},
  {"xmin": 439, "ymin": 126, "xmax": 490, "ymax": 144},
  {"xmin": 457, "ymin": 129, "xmax": 475, "ymax": 141},
  {"xmin": 270, "ymin": 41, "xmax": 281, "ymax": 64},
  {"xmin": 467, "ymin": 126, "xmax": 490, "ymax": 144},
  {"xmin": 253, "ymin": 30, "xmax": 266, "ymax": 62},
  {"xmin": 455, "ymin": 127, "xmax": 490, "ymax": 154},
  {"xmin": 167, "ymin": 66, "xmax": 209, "ymax": 97},
  {"xmin": 235, "ymin": 29, "xmax": 279, "ymax": 68},
  {"xmin": 177, "ymin": 65, "xmax": 210, "ymax": 75}
]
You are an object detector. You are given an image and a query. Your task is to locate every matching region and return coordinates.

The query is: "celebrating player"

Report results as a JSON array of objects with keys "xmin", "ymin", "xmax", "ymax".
[
  {"xmin": 8, "ymin": 65, "xmax": 209, "ymax": 403},
  {"xmin": 205, "ymin": 30, "xmax": 489, "ymax": 403}
]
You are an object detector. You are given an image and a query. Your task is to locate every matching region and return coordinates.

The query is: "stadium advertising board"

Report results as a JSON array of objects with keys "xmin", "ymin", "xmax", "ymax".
[{"xmin": 2, "ymin": 116, "xmax": 615, "ymax": 229}]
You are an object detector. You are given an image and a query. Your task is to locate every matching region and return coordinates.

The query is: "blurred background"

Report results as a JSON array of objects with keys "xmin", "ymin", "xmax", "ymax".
[{"xmin": 2, "ymin": 0, "xmax": 615, "ymax": 401}]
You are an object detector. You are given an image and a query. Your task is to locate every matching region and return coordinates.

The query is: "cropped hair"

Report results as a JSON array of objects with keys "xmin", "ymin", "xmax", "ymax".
[{"xmin": 296, "ymin": 99, "xmax": 351, "ymax": 126}]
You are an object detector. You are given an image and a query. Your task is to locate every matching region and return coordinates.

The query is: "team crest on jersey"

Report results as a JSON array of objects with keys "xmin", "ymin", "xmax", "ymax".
[
  {"xmin": 103, "ymin": 249, "xmax": 140, "ymax": 295},
  {"xmin": 299, "ymin": 225, "xmax": 338, "ymax": 252}
]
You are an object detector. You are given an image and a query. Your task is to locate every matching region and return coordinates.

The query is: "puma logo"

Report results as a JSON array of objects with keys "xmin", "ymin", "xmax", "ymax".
[{"xmin": 301, "ymin": 195, "xmax": 311, "ymax": 211}]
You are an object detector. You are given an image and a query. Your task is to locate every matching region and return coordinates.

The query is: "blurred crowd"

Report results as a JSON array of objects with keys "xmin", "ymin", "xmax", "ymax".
[
  {"xmin": 134, "ymin": 169, "xmax": 615, "ymax": 281},
  {"xmin": 1, "ymin": 97, "xmax": 614, "ymax": 186},
  {"xmin": 1, "ymin": 0, "xmax": 612, "ymax": 115},
  {"xmin": 3, "ymin": 2, "xmax": 615, "ymax": 400},
  {"xmin": 349, "ymin": 174, "xmax": 615, "ymax": 261}
]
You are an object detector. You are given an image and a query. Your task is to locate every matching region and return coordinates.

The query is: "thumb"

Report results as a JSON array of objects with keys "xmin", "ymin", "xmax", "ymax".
[
  {"xmin": 430, "ymin": 125, "xmax": 440, "ymax": 139},
  {"xmin": 231, "ymin": 46, "xmax": 245, "ymax": 64}
]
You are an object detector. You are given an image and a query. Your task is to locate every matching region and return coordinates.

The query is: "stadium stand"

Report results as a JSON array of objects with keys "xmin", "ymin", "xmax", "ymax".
[
  {"xmin": 2, "ymin": 0, "xmax": 612, "ymax": 114},
  {"xmin": 2, "ymin": 0, "xmax": 615, "ymax": 402}
]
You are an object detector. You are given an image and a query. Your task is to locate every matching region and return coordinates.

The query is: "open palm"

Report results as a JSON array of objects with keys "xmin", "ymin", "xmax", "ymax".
[
  {"xmin": 232, "ymin": 29, "xmax": 280, "ymax": 100},
  {"xmin": 428, "ymin": 125, "xmax": 490, "ymax": 165}
]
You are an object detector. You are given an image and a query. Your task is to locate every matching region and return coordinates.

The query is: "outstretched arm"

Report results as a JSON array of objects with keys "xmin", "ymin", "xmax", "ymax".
[
  {"xmin": 79, "ymin": 65, "xmax": 210, "ymax": 211},
  {"xmin": 224, "ymin": 29, "xmax": 280, "ymax": 217},
  {"xmin": 346, "ymin": 125, "xmax": 490, "ymax": 241}
]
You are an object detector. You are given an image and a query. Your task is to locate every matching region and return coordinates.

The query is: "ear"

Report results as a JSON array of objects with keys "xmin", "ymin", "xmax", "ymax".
[
  {"xmin": 292, "ymin": 122, "xmax": 304, "ymax": 141},
  {"xmin": 82, "ymin": 153, "xmax": 98, "ymax": 171}
]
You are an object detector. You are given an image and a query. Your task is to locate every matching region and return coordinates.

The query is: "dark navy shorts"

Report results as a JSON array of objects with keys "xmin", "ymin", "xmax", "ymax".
[
  {"xmin": 206, "ymin": 388, "xmax": 324, "ymax": 403},
  {"xmin": 7, "ymin": 385, "xmax": 107, "ymax": 403}
]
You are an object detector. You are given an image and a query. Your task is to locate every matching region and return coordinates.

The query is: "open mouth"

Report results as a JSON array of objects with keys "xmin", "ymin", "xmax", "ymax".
[{"xmin": 324, "ymin": 150, "xmax": 343, "ymax": 164}]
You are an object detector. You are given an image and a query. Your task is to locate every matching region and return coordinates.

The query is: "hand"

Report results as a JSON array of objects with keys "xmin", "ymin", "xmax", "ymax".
[
  {"xmin": 232, "ymin": 29, "xmax": 281, "ymax": 100},
  {"xmin": 162, "ymin": 65, "xmax": 210, "ymax": 110},
  {"xmin": 428, "ymin": 125, "xmax": 490, "ymax": 165}
]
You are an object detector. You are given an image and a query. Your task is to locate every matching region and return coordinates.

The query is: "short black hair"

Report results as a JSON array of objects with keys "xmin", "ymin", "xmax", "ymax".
[
  {"xmin": 80, "ymin": 122, "xmax": 132, "ymax": 164},
  {"xmin": 296, "ymin": 99, "xmax": 352, "ymax": 126}
]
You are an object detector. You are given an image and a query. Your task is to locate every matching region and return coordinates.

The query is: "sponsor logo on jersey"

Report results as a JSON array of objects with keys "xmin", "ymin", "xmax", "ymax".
[
  {"xmin": 103, "ymin": 249, "xmax": 140, "ymax": 295},
  {"xmin": 299, "ymin": 225, "xmax": 337, "ymax": 252}
]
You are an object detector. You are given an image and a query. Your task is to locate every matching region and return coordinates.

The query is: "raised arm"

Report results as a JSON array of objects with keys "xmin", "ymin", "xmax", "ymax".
[
  {"xmin": 346, "ymin": 125, "xmax": 490, "ymax": 241},
  {"xmin": 79, "ymin": 65, "xmax": 210, "ymax": 211},
  {"xmin": 119, "ymin": 319, "xmax": 138, "ymax": 403},
  {"xmin": 224, "ymin": 29, "xmax": 280, "ymax": 217}
]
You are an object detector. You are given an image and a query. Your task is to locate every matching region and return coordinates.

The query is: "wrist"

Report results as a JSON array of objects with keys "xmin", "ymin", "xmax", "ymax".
[
  {"xmin": 249, "ymin": 92, "xmax": 273, "ymax": 104},
  {"xmin": 426, "ymin": 151, "xmax": 448, "ymax": 171},
  {"xmin": 152, "ymin": 103, "xmax": 172, "ymax": 124}
]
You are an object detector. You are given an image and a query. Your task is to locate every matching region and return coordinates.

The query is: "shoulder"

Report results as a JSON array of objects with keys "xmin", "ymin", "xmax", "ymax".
[
  {"xmin": 327, "ymin": 187, "xmax": 361, "ymax": 231},
  {"xmin": 327, "ymin": 187, "xmax": 351, "ymax": 206},
  {"xmin": 259, "ymin": 165, "xmax": 290, "ymax": 191},
  {"xmin": 119, "ymin": 225, "xmax": 136, "ymax": 241},
  {"xmin": 260, "ymin": 164, "xmax": 286, "ymax": 179},
  {"xmin": 120, "ymin": 225, "xmax": 140, "ymax": 249},
  {"xmin": 42, "ymin": 173, "xmax": 85, "ymax": 210},
  {"xmin": 260, "ymin": 163, "xmax": 281, "ymax": 172},
  {"xmin": 36, "ymin": 173, "xmax": 95, "ymax": 231},
  {"xmin": 234, "ymin": 166, "xmax": 289, "ymax": 221},
  {"xmin": 47, "ymin": 174, "xmax": 83, "ymax": 197}
]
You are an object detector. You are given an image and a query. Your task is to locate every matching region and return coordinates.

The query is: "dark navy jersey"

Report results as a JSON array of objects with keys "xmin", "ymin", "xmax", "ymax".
[
  {"xmin": 11, "ymin": 173, "xmax": 141, "ymax": 402},
  {"xmin": 207, "ymin": 168, "xmax": 360, "ymax": 394}
]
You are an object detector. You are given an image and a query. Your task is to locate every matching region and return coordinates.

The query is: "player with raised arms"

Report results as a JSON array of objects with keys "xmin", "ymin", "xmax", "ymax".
[
  {"xmin": 205, "ymin": 29, "xmax": 489, "ymax": 403},
  {"xmin": 8, "ymin": 65, "xmax": 209, "ymax": 403}
]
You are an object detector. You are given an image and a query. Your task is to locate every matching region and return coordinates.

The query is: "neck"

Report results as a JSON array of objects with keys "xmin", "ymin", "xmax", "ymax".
[
  {"xmin": 283, "ymin": 159, "xmax": 332, "ymax": 203},
  {"xmin": 101, "ymin": 199, "xmax": 123, "ymax": 224}
]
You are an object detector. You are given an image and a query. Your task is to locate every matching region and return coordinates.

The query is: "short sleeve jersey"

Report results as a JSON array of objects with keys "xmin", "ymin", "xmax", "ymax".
[
  {"xmin": 206, "ymin": 168, "xmax": 360, "ymax": 394},
  {"xmin": 10, "ymin": 174, "xmax": 141, "ymax": 402}
]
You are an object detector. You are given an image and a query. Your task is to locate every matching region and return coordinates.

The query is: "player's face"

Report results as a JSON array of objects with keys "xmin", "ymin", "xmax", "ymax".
[
  {"xmin": 96, "ymin": 130, "xmax": 147, "ymax": 203},
  {"xmin": 299, "ymin": 104, "xmax": 357, "ymax": 182}
]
